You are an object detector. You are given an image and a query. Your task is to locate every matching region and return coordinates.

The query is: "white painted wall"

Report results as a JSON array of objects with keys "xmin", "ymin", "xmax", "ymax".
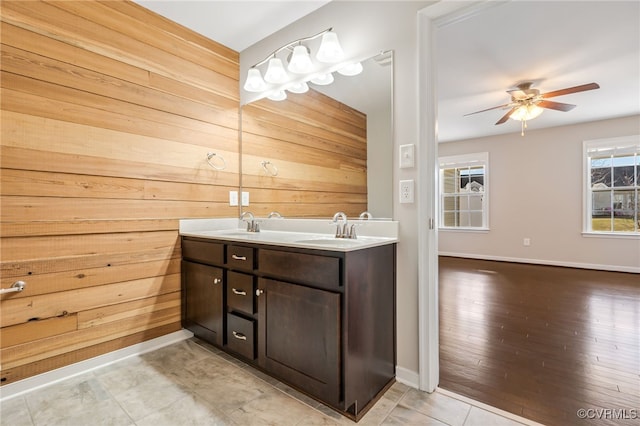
[
  {"xmin": 439, "ymin": 115, "xmax": 640, "ymax": 273},
  {"xmin": 241, "ymin": 1, "xmax": 434, "ymax": 380}
]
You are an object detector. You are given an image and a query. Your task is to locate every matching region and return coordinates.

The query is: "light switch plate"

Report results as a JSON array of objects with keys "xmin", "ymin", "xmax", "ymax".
[
  {"xmin": 229, "ymin": 191, "xmax": 238, "ymax": 206},
  {"xmin": 399, "ymin": 144, "xmax": 415, "ymax": 168},
  {"xmin": 399, "ymin": 179, "xmax": 414, "ymax": 203},
  {"xmin": 241, "ymin": 191, "xmax": 250, "ymax": 206}
]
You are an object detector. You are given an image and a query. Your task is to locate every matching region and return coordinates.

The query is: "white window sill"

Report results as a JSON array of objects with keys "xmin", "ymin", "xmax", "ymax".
[{"xmin": 582, "ymin": 231, "xmax": 639, "ymax": 239}]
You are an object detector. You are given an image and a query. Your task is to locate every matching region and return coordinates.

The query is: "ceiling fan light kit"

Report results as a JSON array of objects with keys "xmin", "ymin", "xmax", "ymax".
[
  {"xmin": 243, "ymin": 28, "xmax": 364, "ymax": 101},
  {"xmin": 465, "ymin": 82, "xmax": 600, "ymax": 136}
]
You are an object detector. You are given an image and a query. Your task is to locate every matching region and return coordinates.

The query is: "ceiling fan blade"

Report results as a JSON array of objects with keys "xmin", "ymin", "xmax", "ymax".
[
  {"xmin": 464, "ymin": 103, "xmax": 511, "ymax": 116},
  {"xmin": 541, "ymin": 82, "xmax": 600, "ymax": 99},
  {"xmin": 495, "ymin": 107, "xmax": 517, "ymax": 125},
  {"xmin": 537, "ymin": 100, "xmax": 576, "ymax": 112}
]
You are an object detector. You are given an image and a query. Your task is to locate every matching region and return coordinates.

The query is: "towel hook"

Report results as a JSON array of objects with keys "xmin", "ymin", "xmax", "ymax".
[
  {"xmin": 206, "ymin": 152, "xmax": 227, "ymax": 171},
  {"xmin": 261, "ymin": 160, "xmax": 278, "ymax": 176},
  {"xmin": 1, "ymin": 281, "xmax": 26, "ymax": 295}
]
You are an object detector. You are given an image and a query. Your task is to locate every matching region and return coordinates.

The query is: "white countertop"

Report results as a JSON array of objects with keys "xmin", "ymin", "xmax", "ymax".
[{"xmin": 179, "ymin": 218, "xmax": 398, "ymax": 252}]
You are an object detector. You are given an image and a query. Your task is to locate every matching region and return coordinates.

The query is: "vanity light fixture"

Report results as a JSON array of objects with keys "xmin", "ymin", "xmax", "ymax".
[
  {"xmin": 337, "ymin": 61, "xmax": 364, "ymax": 76},
  {"xmin": 268, "ymin": 90, "xmax": 287, "ymax": 101},
  {"xmin": 264, "ymin": 57, "xmax": 288, "ymax": 84},
  {"xmin": 243, "ymin": 28, "xmax": 362, "ymax": 101},
  {"xmin": 310, "ymin": 72, "xmax": 334, "ymax": 86},
  {"xmin": 286, "ymin": 81, "xmax": 309, "ymax": 94},
  {"xmin": 288, "ymin": 45, "xmax": 314, "ymax": 74}
]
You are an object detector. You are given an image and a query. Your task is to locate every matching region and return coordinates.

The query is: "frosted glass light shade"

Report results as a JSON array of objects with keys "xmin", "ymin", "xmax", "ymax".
[
  {"xmin": 510, "ymin": 104, "xmax": 544, "ymax": 121},
  {"xmin": 267, "ymin": 90, "xmax": 287, "ymax": 101},
  {"xmin": 316, "ymin": 31, "xmax": 344, "ymax": 63},
  {"xmin": 264, "ymin": 57, "xmax": 288, "ymax": 84},
  {"xmin": 288, "ymin": 45, "xmax": 313, "ymax": 74},
  {"xmin": 244, "ymin": 68, "xmax": 267, "ymax": 92},
  {"xmin": 287, "ymin": 81, "xmax": 309, "ymax": 94},
  {"xmin": 337, "ymin": 61, "xmax": 363, "ymax": 76},
  {"xmin": 310, "ymin": 73, "xmax": 334, "ymax": 85}
]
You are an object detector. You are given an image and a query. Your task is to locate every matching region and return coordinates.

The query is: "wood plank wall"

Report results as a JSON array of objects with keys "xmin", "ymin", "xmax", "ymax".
[
  {"xmin": 241, "ymin": 89, "xmax": 368, "ymax": 218},
  {"xmin": 0, "ymin": 0, "xmax": 240, "ymax": 385}
]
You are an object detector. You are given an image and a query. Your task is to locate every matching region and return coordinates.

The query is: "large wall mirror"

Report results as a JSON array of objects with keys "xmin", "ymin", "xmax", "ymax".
[{"xmin": 240, "ymin": 51, "xmax": 394, "ymax": 220}]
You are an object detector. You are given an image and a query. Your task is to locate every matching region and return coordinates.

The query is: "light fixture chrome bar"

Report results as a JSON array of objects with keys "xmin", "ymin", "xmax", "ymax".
[{"xmin": 249, "ymin": 27, "xmax": 333, "ymax": 69}]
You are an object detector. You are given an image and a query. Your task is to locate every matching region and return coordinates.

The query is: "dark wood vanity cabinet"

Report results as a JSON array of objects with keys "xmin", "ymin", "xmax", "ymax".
[
  {"xmin": 258, "ymin": 277, "xmax": 341, "ymax": 407},
  {"xmin": 181, "ymin": 236, "xmax": 396, "ymax": 421},
  {"xmin": 181, "ymin": 260, "xmax": 224, "ymax": 346}
]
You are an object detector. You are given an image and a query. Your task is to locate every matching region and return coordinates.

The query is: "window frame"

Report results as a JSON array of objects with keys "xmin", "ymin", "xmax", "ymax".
[
  {"xmin": 583, "ymin": 135, "xmax": 640, "ymax": 237},
  {"xmin": 438, "ymin": 152, "xmax": 489, "ymax": 231}
]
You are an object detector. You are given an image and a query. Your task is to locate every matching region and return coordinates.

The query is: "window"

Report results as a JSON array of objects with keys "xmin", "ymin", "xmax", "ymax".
[
  {"xmin": 584, "ymin": 136, "xmax": 640, "ymax": 234},
  {"xmin": 439, "ymin": 152, "xmax": 489, "ymax": 229}
]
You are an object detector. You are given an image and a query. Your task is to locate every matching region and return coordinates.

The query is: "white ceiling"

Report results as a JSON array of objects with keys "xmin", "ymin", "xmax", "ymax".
[
  {"xmin": 135, "ymin": 1, "xmax": 331, "ymax": 52},
  {"xmin": 136, "ymin": 1, "xmax": 640, "ymax": 142}
]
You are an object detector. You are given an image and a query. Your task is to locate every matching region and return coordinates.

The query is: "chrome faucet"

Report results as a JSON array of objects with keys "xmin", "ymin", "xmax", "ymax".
[
  {"xmin": 268, "ymin": 211, "xmax": 283, "ymax": 219},
  {"xmin": 240, "ymin": 211, "xmax": 259, "ymax": 232},
  {"xmin": 332, "ymin": 211, "xmax": 356, "ymax": 239}
]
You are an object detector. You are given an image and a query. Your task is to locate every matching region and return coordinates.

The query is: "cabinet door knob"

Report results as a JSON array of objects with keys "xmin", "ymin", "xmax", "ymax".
[
  {"xmin": 231, "ymin": 254, "xmax": 247, "ymax": 261},
  {"xmin": 213, "ymin": 277, "xmax": 222, "ymax": 285},
  {"xmin": 256, "ymin": 289, "xmax": 264, "ymax": 296},
  {"xmin": 232, "ymin": 331, "xmax": 247, "ymax": 340},
  {"xmin": 232, "ymin": 288, "xmax": 247, "ymax": 296}
]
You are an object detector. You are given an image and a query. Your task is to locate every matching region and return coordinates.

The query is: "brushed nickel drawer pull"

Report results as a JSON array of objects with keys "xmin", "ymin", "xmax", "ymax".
[
  {"xmin": 256, "ymin": 289, "xmax": 264, "ymax": 296},
  {"xmin": 212, "ymin": 278, "xmax": 222, "ymax": 285},
  {"xmin": 232, "ymin": 288, "xmax": 247, "ymax": 296},
  {"xmin": 232, "ymin": 331, "xmax": 247, "ymax": 340},
  {"xmin": 231, "ymin": 254, "xmax": 247, "ymax": 261}
]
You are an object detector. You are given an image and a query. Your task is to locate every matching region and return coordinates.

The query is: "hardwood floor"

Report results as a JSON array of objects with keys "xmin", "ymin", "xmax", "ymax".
[{"xmin": 438, "ymin": 256, "xmax": 640, "ymax": 426}]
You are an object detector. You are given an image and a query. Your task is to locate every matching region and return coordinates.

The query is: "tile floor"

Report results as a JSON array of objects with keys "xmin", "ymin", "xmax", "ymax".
[{"xmin": 1, "ymin": 338, "xmax": 540, "ymax": 426}]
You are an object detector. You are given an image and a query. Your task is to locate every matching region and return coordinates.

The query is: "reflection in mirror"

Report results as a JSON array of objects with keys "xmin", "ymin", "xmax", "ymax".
[{"xmin": 240, "ymin": 51, "xmax": 393, "ymax": 220}]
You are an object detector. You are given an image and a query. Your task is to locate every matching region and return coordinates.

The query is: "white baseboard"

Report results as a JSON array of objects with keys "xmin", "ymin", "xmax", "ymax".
[
  {"xmin": 0, "ymin": 329, "xmax": 194, "ymax": 402},
  {"xmin": 438, "ymin": 252, "xmax": 640, "ymax": 274},
  {"xmin": 395, "ymin": 366, "xmax": 420, "ymax": 389}
]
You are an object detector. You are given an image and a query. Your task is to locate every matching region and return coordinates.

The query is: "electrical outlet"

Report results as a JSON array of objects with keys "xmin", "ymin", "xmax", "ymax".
[
  {"xmin": 399, "ymin": 179, "xmax": 414, "ymax": 203},
  {"xmin": 241, "ymin": 191, "xmax": 250, "ymax": 206},
  {"xmin": 229, "ymin": 191, "xmax": 238, "ymax": 206},
  {"xmin": 399, "ymin": 144, "xmax": 415, "ymax": 168},
  {"xmin": 523, "ymin": 238, "xmax": 531, "ymax": 246}
]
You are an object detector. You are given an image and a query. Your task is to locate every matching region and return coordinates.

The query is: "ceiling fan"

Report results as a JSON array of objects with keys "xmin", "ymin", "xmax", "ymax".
[{"xmin": 465, "ymin": 81, "xmax": 600, "ymax": 134}]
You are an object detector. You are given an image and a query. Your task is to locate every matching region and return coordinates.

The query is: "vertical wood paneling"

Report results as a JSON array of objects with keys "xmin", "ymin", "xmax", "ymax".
[
  {"xmin": 0, "ymin": 0, "xmax": 239, "ymax": 385},
  {"xmin": 241, "ymin": 91, "xmax": 368, "ymax": 218}
]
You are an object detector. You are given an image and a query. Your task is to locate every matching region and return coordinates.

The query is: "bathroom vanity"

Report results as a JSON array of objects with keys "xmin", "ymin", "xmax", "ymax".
[{"xmin": 179, "ymin": 219, "xmax": 398, "ymax": 421}]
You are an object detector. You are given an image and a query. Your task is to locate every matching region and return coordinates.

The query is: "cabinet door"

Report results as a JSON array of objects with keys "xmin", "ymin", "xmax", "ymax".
[
  {"xmin": 182, "ymin": 261, "xmax": 224, "ymax": 346},
  {"xmin": 258, "ymin": 278, "xmax": 341, "ymax": 407}
]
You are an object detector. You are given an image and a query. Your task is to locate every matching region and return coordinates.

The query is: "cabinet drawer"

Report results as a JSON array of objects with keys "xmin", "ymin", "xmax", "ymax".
[
  {"xmin": 259, "ymin": 249, "xmax": 341, "ymax": 290},
  {"xmin": 227, "ymin": 313, "xmax": 255, "ymax": 360},
  {"xmin": 182, "ymin": 238, "xmax": 224, "ymax": 266},
  {"xmin": 227, "ymin": 271, "xmax": 256, "ymax": 314},
  {"xmin": 226, "ymin": 245, "xmax": 255, "ymax": 271}
]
